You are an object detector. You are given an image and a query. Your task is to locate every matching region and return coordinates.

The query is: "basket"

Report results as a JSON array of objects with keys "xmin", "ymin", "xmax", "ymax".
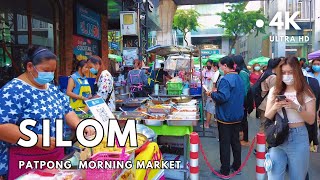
[
  {"xmin": 189, "ymin": 87, "xmax": 202, "ymax": 95},
  {"xmin": 86, "ymin": 152, "xmax": 131, "ymax": 180},
  {"xmin": 167, "ymin": 82, "xmax": 183, "ymax": 90},
  {"xmin": 167, "ymin": 88, "xmax": 183, "ymax": 95},
  {"xmin": 86, "ymin": 145, "xmax": 131, "ymax": 180}
]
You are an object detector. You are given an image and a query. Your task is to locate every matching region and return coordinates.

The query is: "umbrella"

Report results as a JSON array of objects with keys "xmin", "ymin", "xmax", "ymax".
[
  {"xmin": 146, "ymin": 45, "xmax": 194, "ymax": 57},
  {"xmin": 248, "ymin": 56, "xmax": 270, "ymax": 66},
  {"xmin": 108, "ymin": 54, "xmax": 122, "ymax": 62},
  {"xmin": 308, "ymin": 50, "xmax": 320, "ymax": 60},
  {"xmin": 208, "ymin": 54, "xmax": 226, "ymax": 62}
]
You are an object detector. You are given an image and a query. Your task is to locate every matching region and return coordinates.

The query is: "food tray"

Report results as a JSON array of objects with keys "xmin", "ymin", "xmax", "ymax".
[
  {"xmin": 166, "ymin": 116, "xmax": 199, "ymax": 126},
  {"xmin": 176, "ymin": 100, "xmax": 198, "ymax": 106},
  {"xmin": 116, "ymin": 112, "xmax": 146, "ymax": 120},
  {"xmin": 171, "ymin": 97, "xmax": 192, "ymax": 103},
  {"xmin": 144, "ymin": 113, "xmax": 166, "ymax": 126},
  {"xmin": 144, "ymin": 119, "xmax": 165, "ymax": 126},
  {"xmin": 172, "ymin": 111, "xmax": 198, "ymax": 116},
  {"xmin": 124, "ymin": 98, "xmax": 148, "ymax": 107},
  {"xmin": 148, "ymin": 107, "xmax": 171, "ymax": 114},
  {"xmin": 167, "ymin": 115, "xmax": 199, "ymax": 120}
]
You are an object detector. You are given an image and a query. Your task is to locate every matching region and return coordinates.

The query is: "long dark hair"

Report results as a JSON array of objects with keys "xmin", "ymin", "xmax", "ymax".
[
  {"xmin": 274, "ymin": 57, "xmax": 314, "ymax": 105},
  {"xmin": 233, "ymin": 55, "xmax": 248, "ymax": 73}
]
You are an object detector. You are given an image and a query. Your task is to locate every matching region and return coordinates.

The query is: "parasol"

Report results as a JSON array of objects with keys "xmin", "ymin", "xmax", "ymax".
[
  {"xmin": 108, "ymin": 54, "xmax": 122, "ymax": 62},
  {"xmin": 308, "ymin": 50, "xmax": 320, "ymax": 60},
  {"xmin": 248, "ymin": 56, "xmax": 270, "ymax": 66}
]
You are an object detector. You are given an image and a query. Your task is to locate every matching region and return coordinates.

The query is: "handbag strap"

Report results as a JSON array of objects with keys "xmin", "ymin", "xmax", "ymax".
[{"xmin": 281, "ymin": 107, "xmax": 288, "ymax": 122}]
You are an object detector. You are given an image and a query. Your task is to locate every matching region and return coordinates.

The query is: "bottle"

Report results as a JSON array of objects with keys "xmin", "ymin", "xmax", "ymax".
[
  {"xmin": 264, "ymin": 153, "xmax": 273, "ymax": 172},
  {"xmin": 154, "ymin": 83, "xmax": 159, "ymax": 95}
]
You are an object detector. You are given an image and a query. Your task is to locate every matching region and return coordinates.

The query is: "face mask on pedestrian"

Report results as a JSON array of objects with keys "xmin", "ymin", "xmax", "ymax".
[
  {"xmin": 282, "ymin": 74, "xmax": 294, "ymax": 85},
  {"xmin": 207, "ymin": 66, "xmax": 212, "ymax": 70},
  {"xmin": 312, "ymin": 65, "xmax": 320, "ymax": 72},
  {"xmin": 219, "ymin": 67, "xmax": 224, "ymax": 76},
  {"xmin": 32, "ymin": 66, "xmax": 54, "ymax": 85},
  {"xmin": 254, "ymin": 66, "xmax": 261, "ymax": 71},
  {"xmin": 90, "ymin": 68, "xmax": 98, "ymax": 75}
]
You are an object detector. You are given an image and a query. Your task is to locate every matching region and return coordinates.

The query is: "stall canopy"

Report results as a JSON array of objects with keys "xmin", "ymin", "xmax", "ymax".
[
  {"xmin": 193, "ymin": 57, "xmax": 208, "ymax": 65},
  {"xmin": 248, "ymin": 56, "xmax": 270, "ymax": 66},
  {"xmin": 147, "ymin": 45, "xmax": 194, "ymax": 57},
  {"xmin": 208, "ymin": 54, "xmax": 226, "ymax": 62},
  {"xmin": 308, "ymin": 50, "xmax": 320, "ymax": 60},
  {"xmin": 108, "ymin": 54, "xmax": 122, "ymax": 62}
]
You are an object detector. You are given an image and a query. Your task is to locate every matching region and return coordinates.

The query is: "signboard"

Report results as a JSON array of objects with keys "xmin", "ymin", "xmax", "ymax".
[
  {"xmin": 110, "ymin": 42, "xmax": 119, "ymax": 50},
  {"xmin": 73, "ymin": 35, "xmax": 99, "ymax": 60},
  {"xmin": 123, "ymin": 47, "xmax": 138, "ymax": 66},
  {"xmin": 201, "ymin": 49, "xmax": 221, "ymax": 57},
  {"xmin": 76, "ymin": 4, "xmax": 101, "ymax": 40},
  {"xmin": 85, "ymin": 98, "xmax": 115, "ymax": 130},
  {"xmin": 120, "ymin": 11, "xmax": 138, "ymax": 36}
]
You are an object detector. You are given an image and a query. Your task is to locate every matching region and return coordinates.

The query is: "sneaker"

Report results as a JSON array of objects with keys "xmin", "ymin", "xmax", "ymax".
[
  {"xmin": 213, "ymin": 171, "xmax": 230, "ymax": 180},
  {"xmin": 230, "ymin": 167, "xmax": 242, "ymax": 175}
]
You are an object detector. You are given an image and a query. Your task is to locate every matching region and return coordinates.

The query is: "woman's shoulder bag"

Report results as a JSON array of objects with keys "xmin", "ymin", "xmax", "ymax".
[{"xmin": 264, "ymin": 107, "xmax": 289, "ymax": 147}]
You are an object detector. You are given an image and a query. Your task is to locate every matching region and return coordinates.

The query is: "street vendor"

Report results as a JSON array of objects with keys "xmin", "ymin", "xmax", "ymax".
[
  {"xmin": 86, "ymin": 55, "xmax": 116, "ymax": 112},
  {"xmin": 66, "ymin": 60, "xmax": 92, "ymax": 113},
  {"xmin": 127, "ymin": 59, "xmax": 149, "ymax": 97},
  {"xmin": 154, "ymin": 63, "xmax": 172, "ymax": 85},
  {"xmin": 0, "ymin": 46, "xmax": 94, "ymax": 180}
]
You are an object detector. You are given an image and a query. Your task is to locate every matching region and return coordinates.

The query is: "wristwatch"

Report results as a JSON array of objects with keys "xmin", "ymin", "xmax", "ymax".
[{"xmin": 297, "ymin": 105, "xmax": 302, "ymax": 113}]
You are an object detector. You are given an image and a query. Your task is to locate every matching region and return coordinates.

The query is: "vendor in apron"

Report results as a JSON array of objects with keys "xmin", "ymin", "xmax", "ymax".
[
  {"xmin": 127, "ymin": 59, "xmax": 149, "ymax": 97},
  {"xmin": 0, "ymin": 47, "xmax": 95, "ymax": 180},
  {"xmin": 66, "ymin": 60, "xmax": 91, "ymax": 114}
]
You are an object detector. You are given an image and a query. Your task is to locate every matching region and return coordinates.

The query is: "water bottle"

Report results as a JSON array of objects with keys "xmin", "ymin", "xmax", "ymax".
[
  {"xmin": 264, "ymin": 153, "xmax": 273, "ymax": 172},
  {"xmin": 154, "ymin": 83, "xmax": 159, "ymax": 95}
]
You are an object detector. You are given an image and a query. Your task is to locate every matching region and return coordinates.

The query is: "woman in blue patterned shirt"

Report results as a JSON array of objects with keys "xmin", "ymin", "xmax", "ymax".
[{"xmin": 0, "ymin": 47, "xmax": 94, "ymax": 179}]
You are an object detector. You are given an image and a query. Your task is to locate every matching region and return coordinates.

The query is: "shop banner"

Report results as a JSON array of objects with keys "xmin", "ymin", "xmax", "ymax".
[
  {"xmin": 76, "ymin": 4, "xmax": 101, "ymax": 40},
  {"xmin": 73, "ymin": 35, "xmax": 99, "ymax": 61}
]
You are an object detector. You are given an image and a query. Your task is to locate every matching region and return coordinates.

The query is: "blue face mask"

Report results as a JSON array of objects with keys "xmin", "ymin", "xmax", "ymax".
[
  {"xmin": 90, "ymin": 68, "xmax": 98, "ymax": 75},
  {"xmin": 33, "ymin": 66, "xmax": 54, "ymax": 85},
  {"xmin": 312, "ymin": 65, "xmax": 320, "ymax": 72}
]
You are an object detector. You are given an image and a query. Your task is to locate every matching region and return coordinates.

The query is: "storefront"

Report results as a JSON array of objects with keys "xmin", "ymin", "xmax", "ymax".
[{"xmin": 0, "ymin": 0, "xmax": 110, "ymax": 87}]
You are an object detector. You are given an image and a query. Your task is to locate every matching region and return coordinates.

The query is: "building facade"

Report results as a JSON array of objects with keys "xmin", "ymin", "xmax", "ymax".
[{"xmin": 0, "ymin": 0, "xmax": 110, "ymax": 87}]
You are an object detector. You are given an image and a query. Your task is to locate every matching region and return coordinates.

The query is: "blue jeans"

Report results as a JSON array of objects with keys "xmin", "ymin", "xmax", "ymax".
[{"xmin": 267, "ymin": 125, "xmax": 309, "ymax": 180}]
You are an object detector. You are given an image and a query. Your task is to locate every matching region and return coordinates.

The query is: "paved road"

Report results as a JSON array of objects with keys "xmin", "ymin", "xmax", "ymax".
[{"xmin": 194, "ymin": 113, "xmax": 320, "ymax": 180}]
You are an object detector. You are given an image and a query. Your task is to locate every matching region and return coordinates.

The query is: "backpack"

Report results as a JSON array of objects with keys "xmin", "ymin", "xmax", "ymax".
[
  {"xmin": 251, "ymin": 72, "xmax": 275, "ymax": 109},
  {"xmin": 240, "ymin": 70, "xmax": 254, "ymax": 114}
]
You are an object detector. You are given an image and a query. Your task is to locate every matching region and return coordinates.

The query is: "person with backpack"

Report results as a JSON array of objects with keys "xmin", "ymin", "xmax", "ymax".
[
  {"xmin": 255, "ymin": 58, "xmax": 281, "ymax": 132},
  {"xmin": 234, "ymin": 55, "xmax": 251, "ymax": 146}
]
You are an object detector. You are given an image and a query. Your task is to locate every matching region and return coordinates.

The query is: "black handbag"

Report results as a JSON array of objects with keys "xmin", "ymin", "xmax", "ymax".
[{"xmin": 264, "ymin": 107, "xmax": 289, "ymax": 147}]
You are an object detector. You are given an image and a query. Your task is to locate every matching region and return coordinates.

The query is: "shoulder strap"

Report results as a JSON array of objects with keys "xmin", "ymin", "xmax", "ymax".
[{"xmin": 281, "ymin": 107, "xmax": 288, "ymax": 122}]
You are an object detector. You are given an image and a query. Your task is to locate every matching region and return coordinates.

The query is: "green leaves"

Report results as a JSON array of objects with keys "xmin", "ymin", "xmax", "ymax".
[
  {"xmin": 216, "ymin": 3, "xmax": 268, "ymax": 52},
  {"xmin": 173, "ymin": 9, "xmax": 200, "ymax": 46}
]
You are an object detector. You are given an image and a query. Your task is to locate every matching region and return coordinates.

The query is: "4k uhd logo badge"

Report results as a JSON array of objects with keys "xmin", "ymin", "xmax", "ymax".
[{"xmin": 269, "ymin": 11, "xmax": 301, "ymax": 30}]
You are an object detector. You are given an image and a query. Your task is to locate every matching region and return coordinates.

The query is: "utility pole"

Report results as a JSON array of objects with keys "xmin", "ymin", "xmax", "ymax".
[{"xmin": 307, "ymin": 0, "xmax": 312, "ymax": 56}]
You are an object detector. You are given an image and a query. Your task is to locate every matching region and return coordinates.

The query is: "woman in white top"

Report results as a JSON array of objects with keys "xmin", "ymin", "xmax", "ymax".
[{"xmin": 265, "ymin": 56, "xmax": 315, "ymax": 180}]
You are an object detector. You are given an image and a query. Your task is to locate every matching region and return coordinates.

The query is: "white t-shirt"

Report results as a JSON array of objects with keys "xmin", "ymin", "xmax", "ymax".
[{"xmin": 267, "ymin": 87, "xmax": 314, "ymax": 123}]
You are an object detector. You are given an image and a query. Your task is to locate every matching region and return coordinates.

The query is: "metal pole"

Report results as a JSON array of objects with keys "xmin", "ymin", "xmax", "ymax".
[
  {"xmin": 308, "ymin": 0, "xmax": 312, "ymax": 56},
  {"xmin": 137, "ymin": 1, "xmax": 142, "ymax": 61},
  {"xmin": 199, "ymin": 48, "xmax": 205, "ymax": 136}
]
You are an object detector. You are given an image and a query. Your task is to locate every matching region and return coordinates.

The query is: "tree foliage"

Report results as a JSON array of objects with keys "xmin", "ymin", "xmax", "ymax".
[
  {"xmin": 217, "ymin": 3, "xmax": 267, "ymax": 54},
  {"xmin": 173, "ymin": 9, "xmax": 200, "ymax": 46}
]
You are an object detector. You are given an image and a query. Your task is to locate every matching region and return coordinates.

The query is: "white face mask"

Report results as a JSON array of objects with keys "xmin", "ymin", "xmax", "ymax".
[{"xmin": 282, "ymin": 74, "xmax": 294, "ymax": 85}]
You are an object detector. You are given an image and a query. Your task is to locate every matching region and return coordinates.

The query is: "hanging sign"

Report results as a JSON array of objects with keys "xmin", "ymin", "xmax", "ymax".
[
  {"xmin": 73, "ymin": 35, "xmax": 99, "ymax": 61},
  {"xmin": 76, "ymin": 4, "xmax": 101, "ymax": 40}
]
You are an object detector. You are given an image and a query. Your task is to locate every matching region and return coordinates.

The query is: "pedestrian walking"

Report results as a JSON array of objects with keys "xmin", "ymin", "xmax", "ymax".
[
  {"xmin": 207, "ymin": 56, "xmax": 245, "ymax": 179},
  {"xmin": 256, "ymin": 58, "xmax": 281, "ymax": 132},
  {"xmin": 234, "ymin": 55, "xmax": 250, "ymax": 146},
  {"xmin": 265, "ymin": 56, "xmax": 316, "ymax": 180}
]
